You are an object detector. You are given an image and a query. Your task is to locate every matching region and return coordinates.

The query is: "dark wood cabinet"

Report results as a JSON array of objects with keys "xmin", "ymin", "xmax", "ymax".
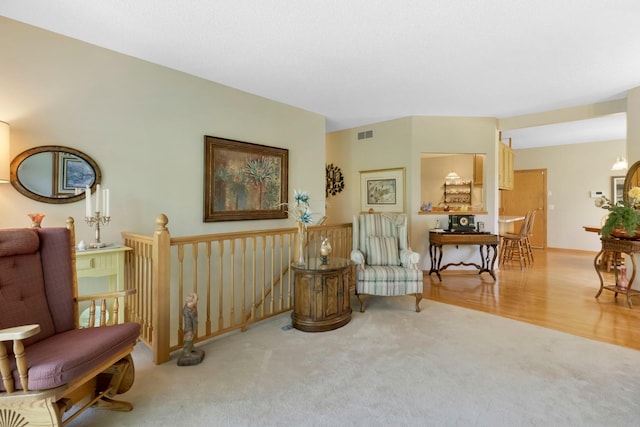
[{"xmin": 291, "ymin": 257, "xmax": 352, "ymax": 332}]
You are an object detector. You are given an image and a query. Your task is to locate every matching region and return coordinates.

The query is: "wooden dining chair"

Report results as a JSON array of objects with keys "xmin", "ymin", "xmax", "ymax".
[
  {"xmin": 499, "ymin": 210, "xmax": 534, "ymax": 269},
  {"xmin": 522, "ymin": 209, "xmax": 537, "ymax": 264}
]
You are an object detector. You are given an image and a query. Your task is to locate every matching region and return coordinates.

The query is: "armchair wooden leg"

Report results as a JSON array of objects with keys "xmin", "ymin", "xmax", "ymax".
[
  {"xmin": 415, "ymin": 293, "xmax": 422, "ymax": 312},
  {"xmin": 357, "ymin": 294, "xmax": 365, "ymax": 313}
]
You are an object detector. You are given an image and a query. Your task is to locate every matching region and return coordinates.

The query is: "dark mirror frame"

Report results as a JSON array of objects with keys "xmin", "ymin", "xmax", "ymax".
[
  {"xmin": 10, "ymin": 145, "xmax": 101, "ymax": 204},
  {"xmin": 623, "ymin": 160, "xmax": 640, "ymax": 201}
]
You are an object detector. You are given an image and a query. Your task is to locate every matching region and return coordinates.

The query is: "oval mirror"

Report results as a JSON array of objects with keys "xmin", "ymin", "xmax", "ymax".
[
  {"xmin": 10, "ymin": 146, "xmax": 101, "ymax": 204},
  {"xmin": 623, "ymin": 160, "xmax": 640, "ymax": 201}
]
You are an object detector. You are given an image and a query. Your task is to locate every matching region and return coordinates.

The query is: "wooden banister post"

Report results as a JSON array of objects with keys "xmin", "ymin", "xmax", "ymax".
[
  {"xmin": 152, "ymin": 214, "xmax": 171, "ymax": 364},
  {"xmin": 67, "ymin": 217, "xmax": 80, "ymax": 328}
]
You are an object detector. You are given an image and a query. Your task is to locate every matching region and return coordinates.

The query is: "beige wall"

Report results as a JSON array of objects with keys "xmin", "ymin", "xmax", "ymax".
[
  {"xmin": 325, "ymin": 117, "xmax": 413, "ymax": 225},
  {"xmin": 0, "ymin": 18, "xmax": 326, "ymax": 244},
  {"xmin": 327, "ymin": 116, "xmax": 498, "ymax": 270},
  {"xmin": 513, "ymin": 139, "xmax": 626, "ymax": 252}
]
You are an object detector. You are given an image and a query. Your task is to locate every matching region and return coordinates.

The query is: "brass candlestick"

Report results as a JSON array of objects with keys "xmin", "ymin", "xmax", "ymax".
[{"xmin": 85, "ymin": 211, "xmax": 110, "ymax": 248}]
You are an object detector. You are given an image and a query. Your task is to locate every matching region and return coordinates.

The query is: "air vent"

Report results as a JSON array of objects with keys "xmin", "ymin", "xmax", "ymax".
[{"xmin": 357, "ymin": 130, "xmax": 374, "ymax": 140}]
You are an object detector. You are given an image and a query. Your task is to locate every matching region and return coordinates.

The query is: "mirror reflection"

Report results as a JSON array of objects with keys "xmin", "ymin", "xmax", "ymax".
[
  {"xmin": 10, "ymin": 146, "xmax": 101, "ymax": 204},
  {"xmin": 420, "ymin": 153, "xmax": 486, "ymax": 212}
]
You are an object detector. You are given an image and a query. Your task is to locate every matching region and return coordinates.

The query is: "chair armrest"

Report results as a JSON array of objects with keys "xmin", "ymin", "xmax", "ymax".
[
  {"xmin": 351, "ymin": 249, "xmax": 365, "ymax": 266},
  {"xmin": 400, "ymin": 249, "xmax": 420, "ymax": 268},
  {"xmin": 0, "ymin": 324, "xmax": 40, "ymax": 342}
]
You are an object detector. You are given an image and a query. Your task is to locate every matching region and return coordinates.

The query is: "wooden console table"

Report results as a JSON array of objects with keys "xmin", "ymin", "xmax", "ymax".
[
  {"xmin": 428, "ymin": 231, "xmax": 499, "ymax": 281},
  {"xmin": 594, "ymin": 237, "xmax": 640, "ymax": 308},
  {"xmin": 291, "ymin": 257, "xmax": 352, "ymax": 332}
]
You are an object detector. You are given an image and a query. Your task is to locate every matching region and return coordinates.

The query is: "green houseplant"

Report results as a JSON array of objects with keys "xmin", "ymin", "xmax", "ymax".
[{"xmin": 596, "ymin": 186, "xmax": 640, "ymax": 238}]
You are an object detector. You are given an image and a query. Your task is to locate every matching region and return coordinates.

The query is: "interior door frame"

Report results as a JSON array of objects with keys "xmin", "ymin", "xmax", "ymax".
[{"xmin": 500, "ymin": 168, "xmax": 547, "ymax": 249}]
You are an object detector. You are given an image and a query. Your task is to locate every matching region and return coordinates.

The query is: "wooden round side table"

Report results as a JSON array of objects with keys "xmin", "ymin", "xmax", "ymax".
[{"xmin": 291, "ymin": 257, "xmax": 352, "ymax": 332}]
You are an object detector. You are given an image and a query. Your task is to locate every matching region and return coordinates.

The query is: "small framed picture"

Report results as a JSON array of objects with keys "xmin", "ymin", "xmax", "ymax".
[{"xmin": 359, "ymin": 167, "xmax": 405, "ymax": 213}]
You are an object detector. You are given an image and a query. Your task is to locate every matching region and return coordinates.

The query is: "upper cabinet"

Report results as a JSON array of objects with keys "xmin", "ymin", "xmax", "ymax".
[
  {"xmin": 473, "ymin": 154, "xmax": 484, "ymax": 186},
  {"xmin": 498, "ymin": 136, "xmax": 514, "ymax": 190}
]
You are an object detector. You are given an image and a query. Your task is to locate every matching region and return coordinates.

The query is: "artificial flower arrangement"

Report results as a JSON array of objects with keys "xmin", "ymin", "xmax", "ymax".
[
  {"xmin": 278, "ymin": 190, "xmax": 314, "ymax": 264},
  {"xmin": 284, "ymin": 190, "xmax": 313, "ymax": 231},
  {"xmin": 596, "ymin": 186, "xmax": 640, "ymax": 238}
]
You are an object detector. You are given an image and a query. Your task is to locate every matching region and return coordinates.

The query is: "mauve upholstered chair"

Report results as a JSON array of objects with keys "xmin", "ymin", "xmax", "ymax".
[{"xmin": 0, "ymin": 219, "xmax": 140, "ymax": 426}]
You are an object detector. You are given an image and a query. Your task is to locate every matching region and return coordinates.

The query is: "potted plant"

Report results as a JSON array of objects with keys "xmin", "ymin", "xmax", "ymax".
[{"xmin": 596, "ymin": 186, "xmax": 640, "ymax": 238}]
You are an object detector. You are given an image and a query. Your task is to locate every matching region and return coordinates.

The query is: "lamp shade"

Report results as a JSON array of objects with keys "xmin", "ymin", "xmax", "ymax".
[
  {"xmin": 611, "ymin": 156, "xmax": 628, "ymax": 171},
  {"xmin": 0, "ymin": 121, "xmax": 9, "ymax": 183},
  {"xmin": 445, "ymin": 171, "xmax": 460, "ymax": 181}
]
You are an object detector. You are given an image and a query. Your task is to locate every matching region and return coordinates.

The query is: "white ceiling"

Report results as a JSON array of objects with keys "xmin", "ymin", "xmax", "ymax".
[
  {"xmin": 2, "ymin": 0, "xmax": 639, "ymax": 148},
  {"xmin": 502, "ymin": 113, "xmax": 627, "ymax": 149}
]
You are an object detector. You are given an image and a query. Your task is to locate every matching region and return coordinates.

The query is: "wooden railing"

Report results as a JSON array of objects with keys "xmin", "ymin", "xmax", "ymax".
[{"xmin": 121, "ymin": 214, "xmax": 352, "ymax": 364}]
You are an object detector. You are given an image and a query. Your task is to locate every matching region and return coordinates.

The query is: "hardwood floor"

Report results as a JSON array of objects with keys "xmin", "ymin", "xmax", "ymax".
[{"xmin": 423, "ymin": 248, "xmax": 640, "ymax": 351}]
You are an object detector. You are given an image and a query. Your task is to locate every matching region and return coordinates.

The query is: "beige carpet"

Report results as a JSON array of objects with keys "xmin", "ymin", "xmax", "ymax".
[{"xmin": 69, "ymin": 297, "xmax": 640, "ymax": 426}]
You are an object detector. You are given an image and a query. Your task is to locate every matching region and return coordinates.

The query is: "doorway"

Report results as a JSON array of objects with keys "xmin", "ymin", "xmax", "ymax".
[{"xmin": 500, "ymin": 169, "xmax": 547, "ymax": 249}]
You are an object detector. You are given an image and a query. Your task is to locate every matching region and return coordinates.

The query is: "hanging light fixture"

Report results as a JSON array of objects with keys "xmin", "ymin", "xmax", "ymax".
[
  {"xmin": 611, "ymin": 156, "xmax": 628, "ymax": 171},
  {"xmin": 445, "ymin": 170, "xmax": 461, "ymax": 180},
  {"xmin": 445, "ymin": 154, "xmax": 460, "ymax": 181},
  {"xmin": 0, "ymin": 121, "xmax": 9, "ymax": 183}
]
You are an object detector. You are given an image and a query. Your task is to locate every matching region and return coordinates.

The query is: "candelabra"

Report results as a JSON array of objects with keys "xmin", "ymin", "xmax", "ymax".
[{"xmin": 85, "ymin": 211, "xmax": 110, "ymax": 248}]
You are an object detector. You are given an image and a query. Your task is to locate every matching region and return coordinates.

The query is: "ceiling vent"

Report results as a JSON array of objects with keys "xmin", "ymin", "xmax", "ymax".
[{"xmin": 357, "ymin": 130, "xmax": 374, "ymax": 140}]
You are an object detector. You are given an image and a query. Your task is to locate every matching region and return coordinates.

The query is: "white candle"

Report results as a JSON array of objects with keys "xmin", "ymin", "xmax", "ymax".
[
  {"xmin": 105, "ymin": 189, "xmax": 110, "ymax": 217},
  {"xmin": 95, "ymin": 184, "xmax": 101, "ymax": 212},
  {"xmin": 85, "ymin": 186, "xmax": 91, "ymax": 217}
]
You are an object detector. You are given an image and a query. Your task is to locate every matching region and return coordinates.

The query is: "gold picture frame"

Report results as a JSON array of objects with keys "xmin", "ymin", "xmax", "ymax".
[{"xmin": 359, "ymin": 167, "xmax": 405, "ymax": 213}]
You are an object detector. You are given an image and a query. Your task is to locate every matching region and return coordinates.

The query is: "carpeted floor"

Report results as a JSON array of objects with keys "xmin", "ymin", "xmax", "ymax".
[{"xmin": 69, "ymin": 297, "xmax": 640, "ymax": 426}]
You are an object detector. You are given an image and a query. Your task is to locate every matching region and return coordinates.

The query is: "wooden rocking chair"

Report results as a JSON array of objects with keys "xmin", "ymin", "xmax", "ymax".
[{"xmin": 0, "ymin": 219, "xmax": 140, "ymax": 426}]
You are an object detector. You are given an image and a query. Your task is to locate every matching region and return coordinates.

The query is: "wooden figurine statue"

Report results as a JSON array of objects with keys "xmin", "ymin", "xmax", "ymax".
[{"xmin": 177, "ymin": 293, "xmax": 205, "ymax": 366}]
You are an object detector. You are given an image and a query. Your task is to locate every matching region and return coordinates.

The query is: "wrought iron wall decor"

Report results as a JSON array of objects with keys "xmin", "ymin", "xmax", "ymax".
[{"xmin": 326, "ymin": 163, "xmax": 344, "ymax": 197}]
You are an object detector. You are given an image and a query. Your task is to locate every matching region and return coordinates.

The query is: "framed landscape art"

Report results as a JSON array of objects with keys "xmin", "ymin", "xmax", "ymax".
[
  {"xmin": 204, "ymin": 136, "xmax": 288, "ymax": 222},
  {"xmin": 359, "ymin": 167, "xmax": 405, "ymax": 213}
]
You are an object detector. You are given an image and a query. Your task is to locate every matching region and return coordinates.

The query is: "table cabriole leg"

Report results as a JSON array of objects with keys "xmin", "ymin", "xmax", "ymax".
[
  {"xmin": 594, "ymin": 249, "xmax": 606, "ymax": 299},
  {"xmin": 626, "ymin": 254, "xmax": 637, "ymax": 308}
]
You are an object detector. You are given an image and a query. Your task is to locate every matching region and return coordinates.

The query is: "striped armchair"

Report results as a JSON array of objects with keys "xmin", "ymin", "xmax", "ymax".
[{"xmin": 350, "ymin": 213, "xmax": 423, "ymax": 312}]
